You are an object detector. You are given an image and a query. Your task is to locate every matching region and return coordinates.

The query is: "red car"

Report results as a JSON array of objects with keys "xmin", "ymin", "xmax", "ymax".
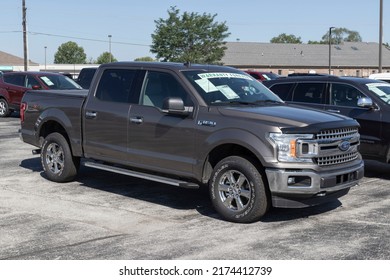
[
  {"xmin": 0, "ymin": 71, "xmax": 82, "ymax": 117},
  {"xmin": 244, "ymin": 70, "xmax": 280, "ymax": 82}
]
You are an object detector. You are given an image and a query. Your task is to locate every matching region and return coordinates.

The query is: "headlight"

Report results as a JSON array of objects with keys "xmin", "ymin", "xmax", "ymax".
[{"xmin": 269, "ymin": 133, "xmax": 318, "ymax": 163}]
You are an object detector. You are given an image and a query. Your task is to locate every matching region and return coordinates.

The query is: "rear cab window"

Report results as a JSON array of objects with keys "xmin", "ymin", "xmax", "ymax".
[
  {"xmin": 269, "ymin": 83, "xmax": 295, "ymax": 100},
  {"xmin": 292, "ymin": 82, "xmax": 326, "ymax": 104}
]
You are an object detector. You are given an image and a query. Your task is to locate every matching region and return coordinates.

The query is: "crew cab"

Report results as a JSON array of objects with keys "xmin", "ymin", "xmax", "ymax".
[{"xmin": 20, "ymin": 62, "xmax": 364, "ymax": 223}]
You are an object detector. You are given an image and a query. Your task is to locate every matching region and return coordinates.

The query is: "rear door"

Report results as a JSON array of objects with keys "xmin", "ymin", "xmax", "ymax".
[
  {"xmin": 82, "ymin": 68, "xmax": 138, "ymax": 164},
  {"xmin": 2, "ymin": 73, "xmax": 27, "ymax": 106},
  {"xmin": 290, "ymin": 82, "xmax": 326, "ymax": 110}
]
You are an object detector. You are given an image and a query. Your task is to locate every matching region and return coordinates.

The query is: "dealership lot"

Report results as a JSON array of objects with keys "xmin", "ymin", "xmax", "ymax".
[{"xmin": 0, "ymin": 114, "xmax": 389, "ymax": 260}]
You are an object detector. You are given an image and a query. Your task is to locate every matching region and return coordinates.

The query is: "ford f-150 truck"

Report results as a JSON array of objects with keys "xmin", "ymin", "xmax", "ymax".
[{"xmin": 20, "ymin": 62, "xmax": 364, "ymax": 223}]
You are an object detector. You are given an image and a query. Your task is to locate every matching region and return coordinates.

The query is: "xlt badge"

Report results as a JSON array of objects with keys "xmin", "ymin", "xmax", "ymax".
[{"xmin": 197, "ymin": 120, "xmax": 216, "ymax": 127}]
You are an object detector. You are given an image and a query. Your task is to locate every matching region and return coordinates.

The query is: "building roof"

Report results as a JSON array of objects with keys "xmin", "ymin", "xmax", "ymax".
[
  {"xmin": 222, "ymin": 41, "xmax": 390, "ymax": 68},
  {"xmin": 0, "ymin": 50, "xmax": 38, "ymax": 66}
]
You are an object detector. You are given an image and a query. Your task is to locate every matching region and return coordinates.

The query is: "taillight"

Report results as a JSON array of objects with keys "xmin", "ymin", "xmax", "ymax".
[{"xmin": 20, "ymin": 102, "xmax": 27, "ymax": 122}]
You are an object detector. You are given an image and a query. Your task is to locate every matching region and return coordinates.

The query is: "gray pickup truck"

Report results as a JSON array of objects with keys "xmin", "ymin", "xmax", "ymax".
[{"xmin": 20, "ymin": 62, "xmax": 364, "ymax": 223}]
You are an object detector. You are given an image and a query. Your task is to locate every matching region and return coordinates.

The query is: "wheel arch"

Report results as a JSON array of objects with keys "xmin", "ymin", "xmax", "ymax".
[
  {"xmin": 36, "ymin": 109, "xmax": 82, "ymax": 157},
  {"xmin": 198, "ymin": 128, "xmax": 274, "ymax": 183}
]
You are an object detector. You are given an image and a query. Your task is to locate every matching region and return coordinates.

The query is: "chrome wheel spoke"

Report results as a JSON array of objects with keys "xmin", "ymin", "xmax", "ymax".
[
  {"xmin": 240, "ymin": 189, "xmax": 251, "ymax": 199},
  {"xmin": 223, "ymin": 195, "xmax": 234, "ymax": 208}
]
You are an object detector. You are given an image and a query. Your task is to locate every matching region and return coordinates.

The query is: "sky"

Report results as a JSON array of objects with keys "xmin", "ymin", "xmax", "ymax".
[{"xmin": 0, "ymin": 0, "xmax": 388, "ymax": 64}]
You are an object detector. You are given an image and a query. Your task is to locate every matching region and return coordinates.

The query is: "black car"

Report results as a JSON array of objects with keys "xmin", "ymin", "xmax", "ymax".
[
  {"xmin": 76, "ymin": 67, "xmax": 97, "ymax": 89},
  {"xmin": 263, "ymin": 75, "xmax": 390, "ymax": 163}
]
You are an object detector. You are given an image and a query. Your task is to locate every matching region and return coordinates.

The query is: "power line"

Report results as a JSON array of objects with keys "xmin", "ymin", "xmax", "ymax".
[
  {"xmin": 1, "ymin": 30, "xmax": 151, "ymax": 47},
  {"xmin": 28, "ymin": 31, "xmax": 151, "ymax": 47}
]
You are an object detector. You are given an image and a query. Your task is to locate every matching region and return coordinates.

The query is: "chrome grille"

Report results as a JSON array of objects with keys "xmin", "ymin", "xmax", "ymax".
[
  {"xmin": 316, "ymin": 128, "xmax": 359, "ymax": 141},
  {"xmin": 316, "ymin": 152, "xmax": 359, "ymax": 166},
  {"xmin": 315, "ymin": 128, "xmax": 360, "ymax": 166}
]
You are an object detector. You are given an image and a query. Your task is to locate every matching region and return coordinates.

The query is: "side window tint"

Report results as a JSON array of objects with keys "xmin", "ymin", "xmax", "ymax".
[
  {"xmin": 95, "ymin": 69, "xmax": 136, "ymax": 103},
  {"xmin": 269, "ymin": 83, "xmax": 294, "ymax": 100},
  {"xmin": 26, "ymin": 75, "xmax": 41, "ymax": 88},
  {"xmin": 330, "ymin": 83, "xmax": 366, "ymax": 107},
  {"xmin": 292, "ymin": 83, "xmax": 325, "ymax": 104},
  {"xmin": 141, "ymin": 71, "xmax": 192, "ymax": 108},
  {"xmin": 4, "ymin": 74, "xmax": 25, "ymax": 87}
]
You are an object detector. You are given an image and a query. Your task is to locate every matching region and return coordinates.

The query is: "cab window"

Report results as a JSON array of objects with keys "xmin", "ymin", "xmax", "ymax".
[
  {"xmin": 269, "ymin": 83, "xmax": 294, "ymax": 100},
  {"xmin": 141, "ymin": 71, "xmax": 192, "ymax": 108},
  {"xmin": 330, "ymin": 83, "xmax": 366, "ymax": 107},
  {"xmin": 95, "ymin": 69, "xmax": 137, "ymax": 103},
  {"xmin": 3, "ymin": 74, "xmax": 25, "ymax": 87},
  {"xmin": 292, "ymin": 83, "xmax": 325, "ymax": 104}
]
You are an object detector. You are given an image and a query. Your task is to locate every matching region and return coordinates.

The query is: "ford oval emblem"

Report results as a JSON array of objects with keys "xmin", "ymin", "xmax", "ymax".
[{"xmin": 339, "ymin": 141, "xmax": 351, "ymax": 152}]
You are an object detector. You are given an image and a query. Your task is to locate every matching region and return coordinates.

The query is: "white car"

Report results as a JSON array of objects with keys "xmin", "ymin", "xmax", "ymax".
[{"xmin": 369, "ymin": 73, "xmax": 390, "ymax": 83}]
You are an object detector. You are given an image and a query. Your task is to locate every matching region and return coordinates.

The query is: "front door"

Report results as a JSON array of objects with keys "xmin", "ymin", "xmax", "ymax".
[
  {"xmin": 127, "ymin": 70, "xmax": 196, "ymax": 176},
  {"xmin": 325, "ymin": 82, "xmax": 383, "ymax": 159}
]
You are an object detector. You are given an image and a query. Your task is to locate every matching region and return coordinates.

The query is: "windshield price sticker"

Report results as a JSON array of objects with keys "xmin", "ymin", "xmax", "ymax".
[{"xmin": 198, "ymin": 72, "xmax": 251, "ymax": 80}]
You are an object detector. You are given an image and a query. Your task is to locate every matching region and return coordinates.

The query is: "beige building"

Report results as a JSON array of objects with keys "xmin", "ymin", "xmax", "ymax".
[
  {"xmin": 2, "ymin": 41, "xmax": 390, "ymax": 77},
  {"xmin": 221, "ymin": 41, "xmax": 390, "ymax": 77}
]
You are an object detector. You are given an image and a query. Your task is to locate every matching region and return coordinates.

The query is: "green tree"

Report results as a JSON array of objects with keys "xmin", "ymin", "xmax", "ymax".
[
  {"xmin": 96, "ymin": 52, "xmax": 117, "ymax": 64},
  {"xmin": 270, "ymin": 33, "xmax": 302, "ymax": 44},
  {"xmin": 54, "ymin": 41, "xmax": 87, "ymax": 64},
  {"xmin": 151, "ymin": 6, "xmax": 230, "ymax": 64},
  {"xmin": 134, "ymin": 56, "xmax": 155, "ymax": 62},
  {"xmin": 321, "ymin": 28, "xmax": 362, "ymax": 44}
]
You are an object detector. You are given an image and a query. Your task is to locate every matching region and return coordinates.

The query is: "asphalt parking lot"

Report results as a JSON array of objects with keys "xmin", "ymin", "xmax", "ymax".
[{"xmin": 0, "ymin": 113, "xmax": 389, "ymax": 260}]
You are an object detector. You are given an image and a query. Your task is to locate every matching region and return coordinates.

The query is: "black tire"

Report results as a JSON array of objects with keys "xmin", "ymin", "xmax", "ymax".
[
  {"xmin": 41, "ymin": 132, "xmax": 79, "ymax": 182},
  {"xmin": 210, "ymin": 156, "xmax": 269, "ymax": 223},
  {"xmin": 0, "ymin": 98, "xmax": 11, "ymax": 117}
]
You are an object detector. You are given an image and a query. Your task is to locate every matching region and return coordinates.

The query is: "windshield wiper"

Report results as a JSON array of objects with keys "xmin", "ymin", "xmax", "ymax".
[
  {"xmin": 254, "ymin": 99, "xmax": 284, "ymax": 104},
  {"xmin": 212, "ymin": 100, "xmax": 258, "ymax": 106}
]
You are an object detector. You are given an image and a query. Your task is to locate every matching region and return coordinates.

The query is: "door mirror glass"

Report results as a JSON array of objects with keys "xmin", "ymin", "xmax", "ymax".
[{"xmin": 357, "ymin": 97, "xmax": 373, "ymax": 108}]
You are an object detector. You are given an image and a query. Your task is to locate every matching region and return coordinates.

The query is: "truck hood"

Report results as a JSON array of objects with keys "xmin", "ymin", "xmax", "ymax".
[{"xmin": 217, "ymin": 104, "xmax": 357, "ymax": 131}]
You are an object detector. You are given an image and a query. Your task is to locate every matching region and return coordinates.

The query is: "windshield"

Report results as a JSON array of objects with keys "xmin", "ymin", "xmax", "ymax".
[
  {"xmin": 182, "ymin": 70, "xmax": 283, "ymax": 105},
  {"xmin": 38, "ymin": 75, "xmax": 82, "ymax": 90},
  {"xmin": 366, "ymin": 83, "xmax": 390, "ymax": 104}
]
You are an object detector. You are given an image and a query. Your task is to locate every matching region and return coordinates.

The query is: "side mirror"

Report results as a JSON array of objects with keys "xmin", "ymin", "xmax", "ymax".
[
  {"xmin": 162, "ymin": 97, "xmax": 191, "ymax": 116},
  {"xmin": 357, "ymin": 97, "xmax": 374, "ymax": 108},
  {"xmin": 32, "ymin": 85, "xmax": 41, "ymax": 90}
]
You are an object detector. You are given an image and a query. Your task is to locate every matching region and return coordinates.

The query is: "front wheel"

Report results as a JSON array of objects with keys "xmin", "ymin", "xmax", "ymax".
[
  {"xmin": 41, "ymin": 132, "xmax": 79, "ymax": 182},
  {"xmin": 210, "ymin": 156, "xmax": 269, "ymax": 223}
]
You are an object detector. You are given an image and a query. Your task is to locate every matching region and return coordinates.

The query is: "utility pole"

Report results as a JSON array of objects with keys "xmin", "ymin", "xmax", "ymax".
[
  {"xmin": 328, "ymin": 27, "xmax": 335, "ymax": 75},
  {"xmin": 379, "ymin": 0, "xmax": 383, "ymax": 72},
  {"xmin": 22, "ymin": 0, "xmax": 29, "ymax": 71}
]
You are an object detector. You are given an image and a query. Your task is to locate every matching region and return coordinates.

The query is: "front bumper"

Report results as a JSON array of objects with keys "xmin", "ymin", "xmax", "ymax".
[{"xmin": 265, "ymin": 160, "xmax": 364, "ymax": 208}]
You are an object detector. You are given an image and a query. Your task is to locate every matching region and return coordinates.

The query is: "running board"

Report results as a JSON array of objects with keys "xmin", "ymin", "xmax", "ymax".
[{"xmin": 83, "ymin": 161, "xmax": 199, "ymax": 189}]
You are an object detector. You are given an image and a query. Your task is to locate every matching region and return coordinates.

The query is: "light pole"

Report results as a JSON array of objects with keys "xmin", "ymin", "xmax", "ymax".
[
  {"xmin": 108, "ymin": 35, "xmax": 112, "ymax": 63},
  {"xmin": 379, "ymin": 0, "xmax": 383, "ymax": 72},
  {"xmin": 44, "ymin": 46, "xmax": 47, "ymax": 70},
  {"xmin": 328, "ymin": 27, "xmax": 335, "ymax": 75}
]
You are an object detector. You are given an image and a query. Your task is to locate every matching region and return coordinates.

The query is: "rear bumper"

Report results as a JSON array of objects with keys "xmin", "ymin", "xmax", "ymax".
[{"xmin": 265, "ymin": 161, "xmax": 364, "ymax": 208}]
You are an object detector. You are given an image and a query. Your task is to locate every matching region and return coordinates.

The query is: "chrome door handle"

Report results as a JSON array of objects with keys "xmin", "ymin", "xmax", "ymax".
[
  {"xmin": 130, "ymin": 117, "xmax": 143, "ymax": 124},
  {"xmin": 85, "ymin": 111, "xmax": 97, "ymax": 119}
]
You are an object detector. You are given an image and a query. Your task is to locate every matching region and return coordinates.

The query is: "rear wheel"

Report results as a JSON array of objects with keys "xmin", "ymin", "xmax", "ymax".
[
  {"xmin": 41, "ymin": 132, "xmax": 79, "ymax": 182},
  {"xmin": 0, "ymin": 98, "xmax": 11, "ymax": 117},
  {"xmin": 210, "ymin": 156, "xmax": 269, "ymax": 223}
]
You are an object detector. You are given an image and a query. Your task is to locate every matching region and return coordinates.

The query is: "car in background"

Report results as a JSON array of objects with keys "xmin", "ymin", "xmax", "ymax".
[
  {"xmin": 76, "ymin": 67, "xmax": 97, "ymax": 89},
  {"xmin": 263, "ymin": 75, "xmax": 390, "ymax": 163},
  {"xmin": 369, "ymin": 73, "xmax": 390, "ymax": 83},
  {"xmin": 0, "ymin": 71, "xmax": 82, "ymax": 117},
  {"xmin": 244, "ymin": 70, "xmax": 280, "ymax": 82}
]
